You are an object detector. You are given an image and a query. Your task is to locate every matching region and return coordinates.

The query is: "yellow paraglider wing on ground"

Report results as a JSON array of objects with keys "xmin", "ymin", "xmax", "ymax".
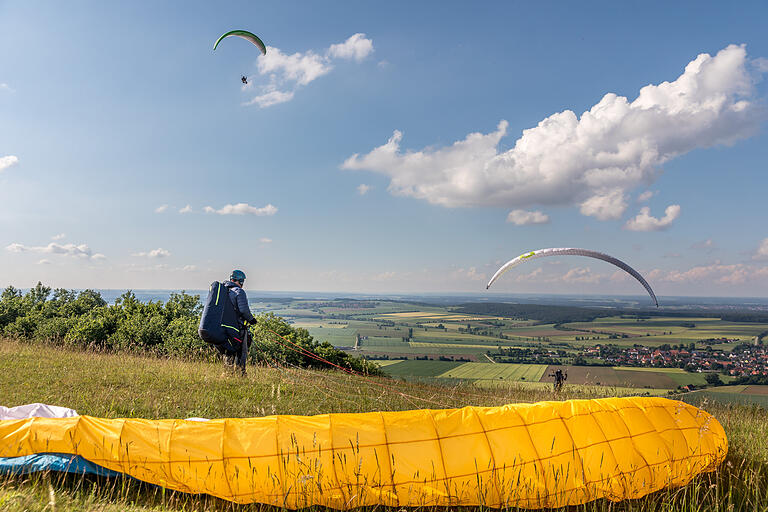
[{"xmin": 0, "ymin": 396, "xmax": 726, "ymax": 509}]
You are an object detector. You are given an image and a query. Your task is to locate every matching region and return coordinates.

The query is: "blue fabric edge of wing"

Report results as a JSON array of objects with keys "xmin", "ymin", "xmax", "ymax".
[{"xmin": 0, "ymin": 453, "xmax": 121, "ymax": 477}]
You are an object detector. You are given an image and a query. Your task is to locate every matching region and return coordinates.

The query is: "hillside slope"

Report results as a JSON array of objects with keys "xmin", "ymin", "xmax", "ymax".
[{"xmin": 1, "ymin": 339, "xmax": 767, "ymax": 511}]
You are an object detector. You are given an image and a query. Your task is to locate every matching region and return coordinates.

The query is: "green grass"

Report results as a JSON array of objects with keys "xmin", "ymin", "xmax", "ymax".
[{"xmin": 2, "ymin": 338, "xmax": 768, "ymax": 511}]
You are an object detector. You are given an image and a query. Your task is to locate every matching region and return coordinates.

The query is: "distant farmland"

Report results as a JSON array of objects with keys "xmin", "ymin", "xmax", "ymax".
[
  {"xmin": 380, "ymin": 360, "xmax": 711, "ymax": 390},
  {"xmin": 682, "ymin": 385, "xmax": 768, "ymax": 408},
  {"xmin": 259, "ymin": 299, "xmax": 765, "ymax": 395}
]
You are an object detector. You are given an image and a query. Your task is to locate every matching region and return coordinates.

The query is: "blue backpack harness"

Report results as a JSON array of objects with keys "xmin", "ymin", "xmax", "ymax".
[{"xmin": 198, "ymin": 281, "xmax": 244, "ymax": 352}]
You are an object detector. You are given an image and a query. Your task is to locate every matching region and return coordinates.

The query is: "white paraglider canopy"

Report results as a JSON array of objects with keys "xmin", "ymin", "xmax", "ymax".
[{"xmin": 486, "ymin": 248, "xmax": 658, "ymax": 307}]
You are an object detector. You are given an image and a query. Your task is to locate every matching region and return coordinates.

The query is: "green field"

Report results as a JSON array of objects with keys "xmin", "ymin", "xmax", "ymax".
[
  {"xmin": 382, "ymin": 361, "xmax": 548, "ymax": 383},
  {"xmin": 371, "ymin": 359, "xmax": 405, "ymax": 367},
  {"xmin": 259, "ymin": 300, "xmax": 765, "ymax": 395},
  {"xmin": 530, "ymin": 365, "xmax": 709, "ymax": 389},
  {"xmin": 379, "ymin": 359, "xmax": 717, "ymax": 390},
  {"xmin": 355, "ymin": 326, "xmax": 408, "ymax": 336},
  {"xmin": 682, "ymin": 385, "xmax": 768, "ymax": 409},
  {"xmin": 409, "ymin": 341, "xmax": 523, "ymax": 350},
  {"xmin": 361, "ymin": 337, "xmax": 409, "ymax": 347},
  {"xmin": 381, "ymin": 359, "xmax": 464, "ymax": 377},
  {"xmin": 262, "ymin": 301, "xmax": 768, "ymax": 358},
  {"xmin": 564, "ymin": 316, "xmax": 768, "ymax": 345},
  {"xmin": 360, "ymin": 344, "xmax": 485, "ymax": 356},
  {"xmin": 439, "ymin": 362, "xmax": 548, "ymax": 381},
  {"xmin": 304, "ymin": 327, "xmax": 357, "ymax": 346}
]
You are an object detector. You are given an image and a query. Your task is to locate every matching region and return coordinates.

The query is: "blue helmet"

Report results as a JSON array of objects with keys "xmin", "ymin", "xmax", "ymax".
[{"xmin": 230, "ymin": 269, "xmax": 246, "ymax": 283}]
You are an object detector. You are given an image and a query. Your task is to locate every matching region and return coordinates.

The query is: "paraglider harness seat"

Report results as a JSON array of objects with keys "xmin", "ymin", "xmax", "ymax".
[{"xmin": 198, "ymin": 281, "xmax": 250, "ymax": 375}]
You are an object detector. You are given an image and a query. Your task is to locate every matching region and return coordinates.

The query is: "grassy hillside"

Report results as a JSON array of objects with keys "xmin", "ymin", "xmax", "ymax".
[{"xmin": 1, "ymin": 339, "xmax": 767, "ymax": 511}]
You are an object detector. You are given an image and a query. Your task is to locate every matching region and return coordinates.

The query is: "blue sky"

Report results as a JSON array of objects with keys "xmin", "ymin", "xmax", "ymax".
[{"xmin": 1, "ymin": 1, "xmax": 767, "ymax": 297}]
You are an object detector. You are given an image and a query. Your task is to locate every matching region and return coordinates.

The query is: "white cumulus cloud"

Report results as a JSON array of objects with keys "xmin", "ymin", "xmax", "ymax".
[
  {"xmin": 624, "ymin": 205, "xmax": 681, "ymax": 231},
  {"xmin": 448, "ymin": 267, "xmax": 485, "ymax": 282},
  {"xmin": 372, "ymin": 271, "xmax": 397, "ymax": 282},
  {"xmin": 132, "ymin": 248, "xmax": 171, "ymax": 258},
  {"xmin": 258, "ymin": 47, "xmax": 332, "ymax": 86},
  {"xmin": 342, "ymin": 45, "xmax": 766, "ymax": 221},
  {"xmin": 179, "ymin": 204, "xmax": 192, "ymax": 214},
  {"xmin": 259, "ymin": 237, "xmax": 273, "ymax": 244},
  {"xmin": 204, "ymin": 203, "xmax": 278, "ymax": 216},
  {"xmin": 650, "ymin": 262, "xmax": 768, "ymax": 285},
  {"xmin": 51, "ymin": 233, "xmax": 65, "ymax": 241},
  {"xmin": 357, "ymin": 184, "xmax": 372, "ymax": 195},
  {"xmin": 691, "ymin": 239, "xmax": 717, "ymax": 252},
  {"xmin": 0, "ymin": 155, "xmax": 19, "ymax": 173},
  {"xmin": 754, "ymin": 58, "xmax": 768, "ymax": 72},
  {"xmin": 506, "ymin": 209, "xmax": 550, "ymax": 225},
  {"xmin": 755, "ymin": 238, "xmax": 768, "ymax": 260},
  {"xmin": 579, "ymin": 189, "xmax": 628, "ymax": 220},
  {"xmin": 637, "ymin": 190, "xmax": 656, "ymax": 202},
  {"xmin": 6, "ymin": 242, "xmax": 102, "ymax": 260},
  {"xmin": 513, "ymin": 267, "xmax": 544, "ymax": 282},
  {"xmin": 327, "ymin": 33, "xmax": 374, "ymax": 62},
  {"xmin": 243, "ymin": 89, "xmax": 294, "ymax": 108},
  {"xmin": 154, "ymin": 204, "xmax": 169, "ymax": 213},
  {"xmin": 246, "ymin": 34, "xmax": 374, "ymax": 108},
  {"xmin": 562, "ymin": 267, "xmax": 605, "ymax": 284}
]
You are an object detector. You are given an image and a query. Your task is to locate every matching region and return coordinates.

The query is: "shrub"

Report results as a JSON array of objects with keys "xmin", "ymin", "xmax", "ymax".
[
  {"xmin": 65, "ymin": 307, "xmax": 119, "ymax": 348},
  {"xmin": 34, "ymin": 316, "xmax": 76, "ymax": 343},
  {"xmin": 0, "ymin": 284, "xmax": 378, "ymax": 374}
]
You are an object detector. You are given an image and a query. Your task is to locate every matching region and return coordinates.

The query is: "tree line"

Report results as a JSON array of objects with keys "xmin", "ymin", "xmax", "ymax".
[{"xmin": 0, "ymin": 282, "xmax": 381, "ymax": 375}]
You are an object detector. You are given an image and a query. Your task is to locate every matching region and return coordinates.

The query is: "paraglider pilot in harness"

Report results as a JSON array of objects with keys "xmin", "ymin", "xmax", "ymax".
[
  {"xmin": 198, "ymin": 270, "xmax": 256, "ymax": 375},
  {"xmin": 550, "ymin": 368, "xmax": 567, "ymax": 392},
  {"xmin": 221, "ymin": 270, "xmax": 255, "ymax": 372}
]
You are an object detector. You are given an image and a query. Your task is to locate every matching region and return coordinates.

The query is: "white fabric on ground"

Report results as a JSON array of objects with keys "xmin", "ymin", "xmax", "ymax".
[{"xmin": 0, "ymin": 403, "xmax": 79, "ymax": 420}]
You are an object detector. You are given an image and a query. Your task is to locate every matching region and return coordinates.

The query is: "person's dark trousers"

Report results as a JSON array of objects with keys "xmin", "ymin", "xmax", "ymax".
[
  {"xmin": 237, "ymin": 329, "xmax": 249, "ymax": 376},
  {"xmin": 212, "ymin": 330, "xmax": 248, "ymax": 375},
  {"xmin": 214, "ymin": 338, "xmax": 240, "ymax": 356}
]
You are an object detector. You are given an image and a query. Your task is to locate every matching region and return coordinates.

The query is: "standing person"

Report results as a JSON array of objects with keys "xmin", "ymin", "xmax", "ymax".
[
  {"xmin": 550, "ymin": 368, "xmax": 567, "ymax": 392},
  {"xmin": 223, "ymin": 269, "xmax": 257, "ymax": 374}
]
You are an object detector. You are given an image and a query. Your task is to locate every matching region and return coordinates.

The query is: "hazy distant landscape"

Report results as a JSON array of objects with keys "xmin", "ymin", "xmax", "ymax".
[{"xmin": 240, "ymin": 293, "xmax": 768, "ymax": 404}]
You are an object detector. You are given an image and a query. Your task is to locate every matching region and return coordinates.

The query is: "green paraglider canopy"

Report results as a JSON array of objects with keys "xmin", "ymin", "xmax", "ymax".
[{"xmin": 213, "ymin": 30, "xmax": 267, "ymax": 55}]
